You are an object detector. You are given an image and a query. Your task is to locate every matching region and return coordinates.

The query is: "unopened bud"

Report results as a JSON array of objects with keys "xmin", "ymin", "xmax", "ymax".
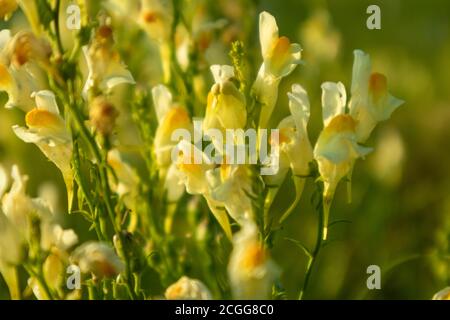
[{"xmin": 89, "ymin": 96, "xmax": 119, "ymax": 136}]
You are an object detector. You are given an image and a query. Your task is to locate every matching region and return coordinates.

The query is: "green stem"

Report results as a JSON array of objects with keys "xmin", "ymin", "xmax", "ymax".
[
  {"xmin": 53, "ymin": 0, "xmax": 64, "ymax": 56},
  {"xmin": 298, "ymin": 183, "xmax": 325, "ymax": 300}
]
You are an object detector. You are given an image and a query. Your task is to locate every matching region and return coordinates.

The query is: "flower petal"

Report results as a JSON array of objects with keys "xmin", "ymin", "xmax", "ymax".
[
  {"xmin": 259, "ymin": 11, "xmax": 279, "ymax": 59},
  {"xmin": 321, "ymin": 81, "xmax": 347, "ymax": 126}
]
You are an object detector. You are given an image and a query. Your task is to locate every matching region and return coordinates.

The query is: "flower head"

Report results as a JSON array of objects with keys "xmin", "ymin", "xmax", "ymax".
[
  {"xmin": 349, "ymin": 50, "xmax": 404, "ymax": 142},
  {"xmin": 71, "ymin": 242, "xmax": 124, "ymax": 279},
  {"xmin": 12, "ymin": 90, "xmax": 73, "ymax": 205},
  {"xmin": 252, "ymin": 11, "xmax": 302, "ymax": 128},
  {"xmin": 83, "ymin": 25, "xmax": 135, "ymax": 97},
  {"xmin": 165, "ymin": 276, "xmax": 212, "ymax": 300},
  {"xmin": 204, "ymin": 65, "xmax": 246, "ymax": 132},
  {"xmin": 228, "ymin": 222, "xmax": 280, "ymax": 299},
  {"xmin": 314, "ymin": 82, "xmax": 372, "ymax": 240}
]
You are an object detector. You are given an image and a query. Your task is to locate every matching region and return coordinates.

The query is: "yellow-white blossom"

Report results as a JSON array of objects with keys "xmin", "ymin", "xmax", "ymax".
[
  {"xmin": 314, "ymin": 82, "xmax": 372, "ymax": 240},
  {"xmin": 432, "ymin": 287, "xmax": 450, "ymax": 300},
  {"xmin": 0, "ymin": 30, "xmax": 50, "ymax": 111},
  {"xmin": 138, "ymin": 0, "xmax": 174, "ymax": 43},
  {"xmin": 228, "ymin": 222, "xmax": 280, "ymax": 299},
  {"xmin": 265, "ymin": 84, "xmax": 313, "ymax": 222},
  {"xmin": 175, "ymin": 140, "xmax": 232, "ymax": 239},
  {"xmin": 206, "ymin": 164, "xmax": 255, "ymax": 225},
  {"xmin": 349, "ymin": 50, "xmax": 404, "ymax": 142},
  {"xmin": 153, "ymin": 84, "xmax": 192, "ymax": 169},
  {"xmin": 203, "ymin": 65, "xmax": 246, "ymax": 132},
  {"xmin": 83, "ymin": 25, "xmax": 135, "ymax": 97},
  {"xmin": 71, "ymin": 241, "xmax": 124, "ymax": 279},
  {"xmin": 165, "ymin": 276, "xmax": 213, "ymax": 300},
  {"xmin": 12, "ymin": 90, "xmax": 74, "ymax": 206},
  {"xmin": 252, "ymin": 11, "xmax": 302, "ymax": 128}
]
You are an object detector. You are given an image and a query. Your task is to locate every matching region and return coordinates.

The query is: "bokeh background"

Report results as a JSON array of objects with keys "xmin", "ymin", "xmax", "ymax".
[{"xmin": 1, "ymin": 0, "xmax": 449, "ymax": 299}]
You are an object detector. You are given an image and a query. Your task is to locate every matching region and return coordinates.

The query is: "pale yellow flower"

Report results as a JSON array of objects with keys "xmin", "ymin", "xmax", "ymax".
[
  {"xmin": 314, "ymin": 82, "xmax": 372, "ymax": 240},
  {"xmin": 0, "ymin": 30, "xmax": 49, "ymax": 111},
  {"xmin": 206, "ymin": 164, "xmax": 255, "ymax": 224},
  {"xmin": 12, "ymin": 90, "xmax": 74, "ymax": 205},
  {"xmin": 252, "ymin": 11, "xmax": 302, "ymax": 128},
  {"xmin": 71, "ymin": 242, "xmax": 124, "ymax": 279},
  {"xmin": 138, "ymin": 0, "xmax": 174, "ymax": 43},
  {"xmin": 83, "ymin": 25, "xmax": 135, "ymax": 97},
  {"xmin": 165, "ymin": 276, "xmax": 212, "ymax": 300},
  {"xmin": 153, "ymin": 84, "xmax": 192, "ymax": 170},
  {"xmin": 265, "ymin": 84, "xmax": 313, "ymax": 222},
  {"xmin": 228, "ymin": 222, "xmax": 280, "ymax": 299},
  {"xmin": 349, "ymin": 50, "xmax": 404, "ymax": 142},
  {"xmin": 175, "ymin": 140, "xmax": 232, "ymax": 239},
  {"xmin": 203, "ymin": 65, "xmax": 246, "ymax": 132}
]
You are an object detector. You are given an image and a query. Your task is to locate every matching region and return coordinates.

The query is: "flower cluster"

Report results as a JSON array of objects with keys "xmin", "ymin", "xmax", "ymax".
[{"xmin": 0, "ymin": 1, "xmax": 411, "ymax": 300}]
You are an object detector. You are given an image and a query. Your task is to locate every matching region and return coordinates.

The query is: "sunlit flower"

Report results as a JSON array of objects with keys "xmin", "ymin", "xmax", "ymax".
[
  {"xmin": 0, "ymin": 0, "xmax": 18, "ymax": 21},
  {"xmin": 0, "ymin": 30, "xmax": 50, "ymax": 111},
  {"xmin": 71, "ymin": 242, "xmax": 125, "ymax": 279},
  {"xmin": 153, "ymin": 84, "xmax": 192, "ymax": 170},
  {"xmin": 203, "ymin": 65, "xmax": 246, "ymax": 132},
  {"xmin": 252, "ymin": 11, "xmax": 302, "ymax": 128},
  {"xmin": 165, "ymin": 276, "xmax": 213, "ymax": 300},
  {"xmin": 12, "ymin": 90, "xmax": 74, "ymax": 205},
  {"xmin": 175, "ymin": 140, "xmax": 232, "ymax": 239},
  {"xmin": 432, "ymin": 287, "xmax": 450, "ymax": 300},
  {"xmin": 349, "ymin": 49, "xmax": 404, "ymax": 142},
  {"xmin": 264, "ymin": 84, "xmax": 313, "ymax": 221},
  {"xmin": 206, "ymin": 164, "xmax": 254, "ymax": 224},
  {"xmin": 83, "ymin": 25, "xmax": 135, "ymax": 97},
  {"xmin": 138, "ymin": 0, "xmax": 174, "ymax": 43},
  {"xmin": 228, "ymin": 222, "xmax": 280, "ymax": 299},
  {"xmin": 314, "ymin": 82, "xmax": 372, "ymax": 240}
]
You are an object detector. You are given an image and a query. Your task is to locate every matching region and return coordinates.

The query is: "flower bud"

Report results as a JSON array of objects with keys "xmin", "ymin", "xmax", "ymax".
[{"xmin": 89, "ymin": 96, "xmax": 119, "ymax": 136}]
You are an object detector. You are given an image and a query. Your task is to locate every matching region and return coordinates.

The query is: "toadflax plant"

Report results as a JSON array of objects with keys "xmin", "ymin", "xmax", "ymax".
[{"xmin": 0, "ymin": 0, "xmax": 413, "ymax": 300}]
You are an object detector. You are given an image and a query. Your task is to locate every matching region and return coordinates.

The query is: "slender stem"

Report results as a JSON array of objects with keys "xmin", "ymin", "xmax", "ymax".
[
  {"xmin": 54, "ymin": 0, "xmax": 64, "ymax": 56},
  {"xmin": 298, "ymin": 183, "xmax": 325, "ymax": 300}
]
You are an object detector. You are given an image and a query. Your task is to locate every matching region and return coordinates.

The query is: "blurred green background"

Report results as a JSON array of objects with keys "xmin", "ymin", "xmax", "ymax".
[{"xmin": 1, "ymin": 0, "xmax": 449, "ymax": 299}]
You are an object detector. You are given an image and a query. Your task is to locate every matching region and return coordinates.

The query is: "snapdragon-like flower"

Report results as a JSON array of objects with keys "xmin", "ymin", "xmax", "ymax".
[
  {"xmin": 0, "ymin": 164, "xmax": 77, "ymax": 299},
  {"xmin": 265, "ymin": 84, "xmax": 313, "ymax": 222},
  {"xmin": 314, "ymin": 82, "xmax": 372, "ymax": 240},
  {"xmin": 138, "ymin": 0, "xmax": 174, "ymax": 43},
  {"xmin": 206, "ymin": 164, "xmax": 255, "ymax": 224},
  {"xmin": 204, "ymin": 65, "xmax": 246, "ymax": 132},
  {"xmin": 165, "ymin": 276, "xmax": 213, "ymax": 300},
  {"xmin": 71, "ymin": 242, "xmax": 125, "ymax": 279},
  {"xmin": 12, "ymin": 90, "xmax": 74, "ymax": 206},
  {"xmin": 83, "ymin": 25, "xmax": 135, "ymax": 97},
  {"xmin": 0, "ymin": 30, "xmax": 50, "ymax": 111},
  {"xmin": 175, "ymin": 140, "xmax": 232, "ymax": 239},
  {"xmin": 0, "ymin": 0, "xmax": 18, "ymax": 20},
  {"xmin": 228, "ymin": 222, "xmax": 280, "ymax": 299},
  {"xmin": 153, "ymin": 84, "xmax": 192, "ymax": 169},
  {"xmin": 349, "ymin": 50, "xmax": 404, "ymax": 142},
  {"xmin": 252, "ymin": 11, "xmax": 302, "ymax": 128}
]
